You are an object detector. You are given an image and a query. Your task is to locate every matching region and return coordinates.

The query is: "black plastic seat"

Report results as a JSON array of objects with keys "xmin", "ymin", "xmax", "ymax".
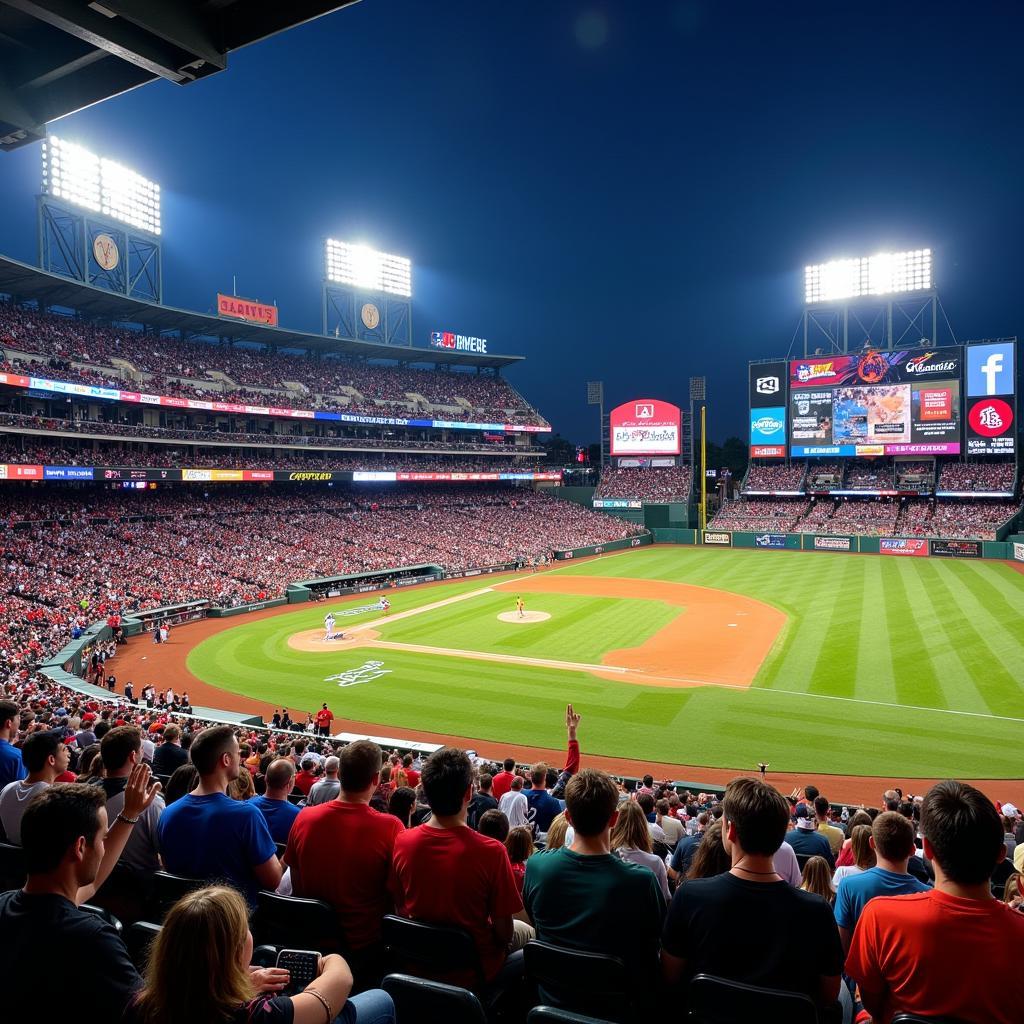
[
  {"xmin": 151, "ymin": 870, "xmax": 205, "ymax": 919},
  {"xmin": 0, "ymin": 841, "xmax": 26, "ymax": 892},
  {"xmin": 687, "ymin": 973, "xmax": 819, "ymax": 1024},
  {"xmin": 795, "ymin": 852, "xmax": 814, "ymax": 873},
  {"xmin": 381, "ymin": 914, "xmax": 485, "ymax": 988},
  {"xmin": 529, "ymin": 1009, "xmax": 619, "ymax": 1024},
  {"xmin": 253, "ymin": 890, "xmax": 341, "ymax": 954},
  {"xmin": 524, "ymin": 941, "xmax": 630, "ymax": 1022},
  {"xmin": 124, "ymin": 920, "xmax": 162, "ymax": 972},
  {"xmin": 892, "ymin": 1015, "xmax": 972, "ymax": 1024},
  {"xmin": 382, "ymin": 972, "xmax": 487, "ymax": 1024},
  {"xmin": 80, "ymin": 903, "xmax": 124, "ymax": 934}
]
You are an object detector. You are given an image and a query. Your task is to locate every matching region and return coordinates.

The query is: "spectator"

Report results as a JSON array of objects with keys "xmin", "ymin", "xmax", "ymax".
[
  {"xmin": 250, "ymin": 758, "xmax": 301, "ymax": 845},
  {"xmin": 0, "ymin": 771, "xmax": 160, "ymax": 1020},
  {"xmin": 685, "ymin": 820, "xmax": 732, "ymax": 880},
  {"xmin": 294, "ymin": 757, "xmax": 320, "ymax": 797},
  {"xmin": 467, "ymin": 772, "xmax": 498, "ymax": 830},
  {"xmin": 505, "ymin": 824, "xmax": 534, "ymax": 893},
  {"xmin": 661, "ymin": 777, "xmax": 844, "ymax": 1016},
  {"xmin": 498, "ymin": 776, "xmax": 529, "ymax": 828},
  {"xmin": 846, "ymin": 781, "xmax": 1024, "ymax": 1024},
  {"xmin": 784, "ymin": 804, "xmax": 836, "ymax": 869},
  {"xmin": 477, "ymin": 808, "xmax": 510, "ymax": 843},
  {"xmin": 152, "ymin": 723, "xmax": 187, "ymax": 777},
  {"xmin": 814, "ymin": 796, "xmax": 844, "ymax": 856},
  {"xmin": 491, "ymin": 757, "xmax": 517, "ymax": 800},
  {"xmin": 401, "ymin": 753, "xmax": 419, "ymax": 789},
  {"xmin": 669, "ymin": 812, "xmax": 708, "ymax": 881},
  {"xmin": 0, "ymin": 731, "xmax": 69, "ymax": 844},
  {"xmin": 157, "ymin": 725, "xmax": 281, "ymax": 905},
  {"xmin": 543, "ymin": 812, "xmax": 570, "ymax": 851},
  {"xmin": 307, "ymin": 755, "xmax": 342, "ymax": 806},
  {"xmin": 522, "ymin": 767, "xmax": 664, "ymax": 1010},
  {"xmin": 656, "ymin": 798, "xmax": 684, "ymax": 849},
  {"xmin": 525, "ymin": 762, "xmax": 563, "ymax": 837},
  {"xmin": 800, "ymin": 856, "xmax": 836, "ymax": 906},
  {"xmin": 387, "ymin": 786, "xmax": 416, "ymax": 829},
  {"xmin": 836, "ymin": 809, "xmax": 872, "ymax": 866},
  {"xmin": 389, "ymin": 746, "xmax": 530, "ymax": 987},
  {"xmin": 832, "ymin": 824, "xmax": 875, "ymax": 888},
  {"xmin": 126, "ymin": 884, "xmax": 394, "ymax": 1024},
  {"xmin": 163, "ymin": 762, "xmax": 200, "ymax": 805},
  {"xmin": 611, "ymin": 798, "xmax": 671, "ymax": 901},
  {"xmin": 0, "ymin": 699, "xmax": 25, "ymax": 788},
  {"xmin": 314, "ymin": 702, "xmax": 334, "ymax": 738},
  {"xmin": 285, "ymin": 740, "xmax": 403, "ymax": 976},
  {"xmin": 834, "ymin": 810, "xmax": 929, "ymax": 952}
]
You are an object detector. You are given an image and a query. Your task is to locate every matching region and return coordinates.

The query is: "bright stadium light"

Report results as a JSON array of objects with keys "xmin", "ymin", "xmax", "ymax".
[
  {"xmin": 42, "ymin": 136, "xmax": 161, "ymax": 235},
  {"xmin": 325, "ymin": 239, "xmax": 412, "ymax": 297},
  {"xmin": 804, "ymin": 249, "xmax": 931, "ymax": 303}
]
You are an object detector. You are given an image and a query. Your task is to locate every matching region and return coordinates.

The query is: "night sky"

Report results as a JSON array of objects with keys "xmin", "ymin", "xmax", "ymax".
[{"xmin": 0, "ymin": 2, "xmax": 1021, "ymax": 444}]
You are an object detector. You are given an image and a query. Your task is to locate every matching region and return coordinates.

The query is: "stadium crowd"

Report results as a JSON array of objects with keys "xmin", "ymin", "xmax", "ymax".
[
  {"xmin": 708, "ymin": 499, "xmax": 808, "ymax": 533},
  {"xmin": 938, "ymin": 462, "xmax": 1016, "ymax": 493},
  {"xmin": 594, "ymin": 466, "xmax": 692, "ymax": 502},
  {"xmin": 0, "ymin": 302, "xmax": 549, "ymax": 426},
  {"xmin": 0, "ymin": 682, "xmax": 1021, "ymax": 1024},
  {"xmin": 742, "ymin": 463, "xmax": 805, "ymax": 491}
]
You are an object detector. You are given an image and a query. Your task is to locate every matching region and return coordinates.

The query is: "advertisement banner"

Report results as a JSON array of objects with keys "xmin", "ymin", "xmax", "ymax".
[
  {"xmin": 703, "ymin": 531, "xmax": 732, "ymax": 546},
  {"xmin": 749, "ymin": 362, "xmax": 787, "ymax": 408},
  {"xmin": 880, "ymin": 538, "xmax": 929, "ymax": 557},
  {"xmin": 609, "ymin": 399, "xmax": 682, "ymax": 456},
  {"xmin": 754, "ymin": 533, "xmax": 788, "ymax": 548},
  {"xmin": 216, "ymin": 293, "xmax": 279, "ymax": 327},
  {"xmin": 593, "ymin": 499, "xmax": 643, "ymax": 509},
  {"xmin": 966, "ymin": 397, "xmax": 1015, "ymax": 455},
  {"xmin": 930, "ymin": 539, "xmax": 982, "ymax": 559},
  {"xmin": 0, "ymin": 463, "xmax": 44, "ymax": 479},
  {"xmin": 749, "ymin": 407, "xmax": 787, "ymax": 450},
  {"xmin": 100, "ymin": 468, "xmax": 181, "ymax": 482},
  {"xmin": 813, "ymin": 536, "xmax": 852, "ymax": 551},
  {"xmin": 43, "ymin": 465, "xmax": 95, "ymax": 480},
  {"xmin": 751, "ymin": 445, "xmax": 786, "ymax": 458},
  {"xmin": 275, "ymin": 471, "xmax": 339, "ymax": 482},
  {"xmin": 1014, "ymin": 542, "xmax": 1024, "ymax": 563},
  {"xmin": 791, "ymin": 349, "xmax": 961, "ymax": 389},
  {"xmin": 966, "ymin": 342, "xmax": 1015, "ymax": 397}
]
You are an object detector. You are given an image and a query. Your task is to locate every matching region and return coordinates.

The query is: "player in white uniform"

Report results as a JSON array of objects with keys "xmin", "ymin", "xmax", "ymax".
[{"xmin": 324, "ymin": 612, "xmax": 336, "ymax": 640}]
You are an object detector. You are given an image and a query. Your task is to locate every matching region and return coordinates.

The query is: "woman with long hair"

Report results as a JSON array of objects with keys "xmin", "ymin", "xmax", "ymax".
[
  {"xmin": 163, "ymin": 762, "xmax": 200, "ymax": 805},
  {"xmin": 610, "ymin": 799, "xmax": 670, "ymax": 901},
  {"xmin": 227, "ymin": 765, "xmax": 255, "ymax": 802},
  {"xmin": 800, "ymin": 855, "xmax": 836, "ymax": 905},
  {"xmin": 833, "ymin": 824, "xmax": 876, "ymax": 887},
  {"xmin": 128, "ymin": 886, "xmax": 394, "ymax": 1024},
  {"xmin": 544, "ymin": 812, "xmax": 570, "ymax": 851},
  {"xmin": 836, "ymin": 810, "xmax": 872, "ymax": 867},
  {"xmin": 387, "ymin": 786, "xmax": 416, "ymax": 828},
  {"xmin": 685, "ymin": 820, "xmax": 732, "ymax": 880},
  {"xmin": 505, "ymin": 825, "xmax": 534, "ymax": 892}
]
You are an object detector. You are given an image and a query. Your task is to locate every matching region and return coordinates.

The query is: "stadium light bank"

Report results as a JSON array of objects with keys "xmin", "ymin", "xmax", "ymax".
[{"xmin": 804, "ymin": 249, "xmax": 931, "ymax": 305}]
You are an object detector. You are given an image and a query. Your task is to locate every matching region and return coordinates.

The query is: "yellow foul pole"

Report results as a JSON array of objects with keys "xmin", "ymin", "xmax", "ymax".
[{"xmin": 700, "ymin": 405, "xmax": 707, "ymax": 532}]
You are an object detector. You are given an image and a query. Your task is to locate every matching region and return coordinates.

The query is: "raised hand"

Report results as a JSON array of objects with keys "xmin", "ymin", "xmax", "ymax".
[{"xmin": 123, "ymin": 762, "xmax": 162, "ymax": 819}]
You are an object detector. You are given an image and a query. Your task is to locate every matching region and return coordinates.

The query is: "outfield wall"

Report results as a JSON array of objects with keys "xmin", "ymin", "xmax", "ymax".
[
  {"xmin": 552, "ymin": 534, "xmax": 653, "ymax": 560},
  {"xmin": 693, "ymin": 530, "xmax": 1015, "ymax": 560}
]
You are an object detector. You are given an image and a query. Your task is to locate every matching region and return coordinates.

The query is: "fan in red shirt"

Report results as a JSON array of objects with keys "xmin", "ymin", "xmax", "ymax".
[
  {"xmin": 846, "ymin": 780, "xmax": 1024, "ymax": 1024},
  {"xmin": 293, "ymin": 758, "xmax": 319, "ymax": 796},
  {"xmin": 389, "ymin": 746, "xmax": 530, "ymax": 987},
  {"xmin": 285, "ymin": 739, "xmax": 402, "ymax": 979},
  {"xmin": 314, "ymin": 703, "xmax": 334, "ymax": 737}
]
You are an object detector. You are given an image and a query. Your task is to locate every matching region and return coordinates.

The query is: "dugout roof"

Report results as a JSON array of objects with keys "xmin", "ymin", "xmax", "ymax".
[
  {"xmin": 0, "ymin": 254, "xmax": 525, "ymax": 368},
  {"xmin": 0, "ymin": 0, "xmax": 362, "ymax": 151}
]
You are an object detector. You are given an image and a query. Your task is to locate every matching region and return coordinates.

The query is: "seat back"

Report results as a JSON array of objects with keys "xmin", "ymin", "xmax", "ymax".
[
  {"xmin": 80, "ymin": 903, "xmax": 124, "ymax": 934},
  {"xmin": 892, "ymin": 1015, "xmax": 972, "ymax": 1024},
  {"xmin": 0, "ymin": 842, "xmax": 27, "ymax": 892},
  {"xmin": 381, "ymin": 914, "xmax": 483, "ymax": 986},
  {"xmin": 524, "ymin": 941, "xmax": 630, "ymax": 1022},
  {"xmin": 151, "ymin": 870, "xmax": 205, "ymax": 919},
  {"xmin": 687, "ymin": 973, "xmax": 819, "ymax": 1024},
  {"xmin": 795, "ymin": 852, "xmax": 813, "ymax": 873},
  {"xmin": 125, "ymin": 921, "xmax": 162, "ymax": 972},
  {"xmin": 254, "ymin": 890, "xmax": 341, "ymax": 954},
  {"xmin": 529, "ymin": 1008, "xmax": 619, "ymax": 1024},
  {"xmin": 382, "ymin": 973, "xmax": 487, "ymax": 1024}
]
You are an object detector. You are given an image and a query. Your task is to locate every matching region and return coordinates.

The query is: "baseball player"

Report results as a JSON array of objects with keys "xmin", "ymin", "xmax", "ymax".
[
  {"xmin": 516, "ymin": 595, "xmax": 525, "ymax": 619},
  {"xmin": 324, "ymin": 612, "xmax": 336, "ymax": 640}
]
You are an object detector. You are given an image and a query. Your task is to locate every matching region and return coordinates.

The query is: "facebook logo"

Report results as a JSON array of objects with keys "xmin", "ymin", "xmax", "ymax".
[{"xmin": 967, "ymin": 342, "xmax": 1015, "ymax": 397}]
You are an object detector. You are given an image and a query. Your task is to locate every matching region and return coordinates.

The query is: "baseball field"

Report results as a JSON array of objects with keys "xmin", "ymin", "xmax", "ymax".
[{"xmin": 131, "ymin": 545, "xmax": 1024, "ymax": 788}]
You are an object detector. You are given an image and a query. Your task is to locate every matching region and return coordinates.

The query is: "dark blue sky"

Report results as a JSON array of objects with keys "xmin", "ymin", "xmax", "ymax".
[{"xmin": 1, "ymin": 2, "xmax": 1021, "ymax": 443}]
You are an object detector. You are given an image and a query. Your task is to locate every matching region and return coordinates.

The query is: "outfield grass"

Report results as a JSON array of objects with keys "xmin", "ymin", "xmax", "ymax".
[{"xmin": 186, "ymin": 548, "xmax": 1024, "ymax": 778}]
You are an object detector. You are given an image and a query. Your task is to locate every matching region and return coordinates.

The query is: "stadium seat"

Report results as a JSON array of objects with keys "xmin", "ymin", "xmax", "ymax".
[
  {"xmin": 381, "ymin": 914, "xmax": 485, "ymax": 988},
  {"xmin": 523, "ymin": 941, "xmax": 630, "ymax": 1022},
  {"xmin": 80, "ymin": 903, "xmax": 124, "ymax": 934},
  {"xmin": 686, "ymin": 973, "xmax": 819, "ymax": 1024},
  {"xmin": 795, "ymin": 852, "xmax": 814, "ymax": 872},
  {"xmin": 253, "ymin": 890, "xmax": 341, "ymax": 954},
  {"xmin": 124, "ymin": 921, "xmax": 162, "ymax": 972},
  {"xmin": 0, "ymin": 842, "xmax": 27, "ymax": 892},
  {"xmin": 891, "ymin": 1016, "xmax": 971, "ymax": 1024},
  {"xmin": 529, "ymin": 1009, "xmax": 619, "ymax": 1024},
  {"xmin": 151, "ymin": 870, "xmax": 205, "ymax": 919},
  {"xmin": 274, "ymin": 841, "xmax": 287, "ymax": 859},
  {"xmin": 382, "ymin": 973, "xmax": 487, "ymax": 1024}
]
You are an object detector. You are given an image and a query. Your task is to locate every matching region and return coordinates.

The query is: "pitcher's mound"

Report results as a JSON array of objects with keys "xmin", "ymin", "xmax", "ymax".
[{"xmin": 498, "ymin": 611, "xmax": 551, "ymax": 624}]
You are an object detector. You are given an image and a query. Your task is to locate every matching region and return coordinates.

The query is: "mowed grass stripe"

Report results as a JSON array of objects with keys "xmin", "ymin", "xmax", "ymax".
[
  {"xmin": 806, "ymin": 554, "xmax": 862, "ymax": 698},
  {"xmin": 853, "ymin": 556, "xmax": 897, "ymax": 704}
]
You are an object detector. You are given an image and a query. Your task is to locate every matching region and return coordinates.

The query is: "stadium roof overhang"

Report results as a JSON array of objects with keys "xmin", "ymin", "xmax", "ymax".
[
  {"xmin": 0, "ymin": 0, "xmax": 363, "ymax": 151},
  {"xmin": 0, "ymin": 254, "xmax": 525, "ymax": 369}
]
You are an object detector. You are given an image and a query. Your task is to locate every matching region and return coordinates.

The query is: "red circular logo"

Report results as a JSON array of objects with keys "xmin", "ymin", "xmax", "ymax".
[{"xmin": 968, "ymin": 398, "xmax": 1013, "ymax": 437}]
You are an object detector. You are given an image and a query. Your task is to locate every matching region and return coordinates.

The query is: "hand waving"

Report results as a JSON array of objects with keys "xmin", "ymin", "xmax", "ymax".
[
  {"xmin": 566, "ymin": 703, "xmax": 581, "ymax": 737},
  {"xmin": 122, "ymin": 762, "xmax": 162, "ymax": 819}
]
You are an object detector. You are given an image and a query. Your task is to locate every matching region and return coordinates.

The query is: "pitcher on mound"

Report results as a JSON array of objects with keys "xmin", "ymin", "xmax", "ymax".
[{"xmin": 516, "ymin": 596, "xmax": 525, "ymax": 619}]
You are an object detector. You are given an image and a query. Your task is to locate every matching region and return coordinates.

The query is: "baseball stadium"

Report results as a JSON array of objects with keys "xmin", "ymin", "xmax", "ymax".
[{"xmin": 1, "ymin": 5, "xmax": 1023, "ymax": 1023}]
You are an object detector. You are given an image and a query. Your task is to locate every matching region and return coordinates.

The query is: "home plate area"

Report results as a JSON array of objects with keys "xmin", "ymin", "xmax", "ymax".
[{"xmin": 497, "ymin": 610, "xmax": 551, "ymax": 623}]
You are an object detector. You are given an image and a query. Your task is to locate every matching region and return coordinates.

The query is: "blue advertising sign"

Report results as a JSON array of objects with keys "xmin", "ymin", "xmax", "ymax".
[
  {"xmin": 967, "ymin": 342, "xmax": 1015, "ymax": 397},
  {"xmin": 754, "ymin": 533, "xmax": 788, "ymax": 549},
  {"xmin": 43, "ymin": 465, "xmax": 95, "ymax": 480},
  {"xmin": 749, "ymin": 407, "xmax": 786, "ymax": 446}
]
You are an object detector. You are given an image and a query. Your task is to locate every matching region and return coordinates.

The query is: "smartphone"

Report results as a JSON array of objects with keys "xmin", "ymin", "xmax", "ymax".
[{"xmin": 276, "ymin": 949, "xmax": 320, "ymax": 996}]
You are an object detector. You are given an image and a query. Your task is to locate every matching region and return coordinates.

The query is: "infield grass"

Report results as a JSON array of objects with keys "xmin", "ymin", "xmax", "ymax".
[{"xmin": 186, "ymin": 547, "xmax": 1024, "ymax": 779}]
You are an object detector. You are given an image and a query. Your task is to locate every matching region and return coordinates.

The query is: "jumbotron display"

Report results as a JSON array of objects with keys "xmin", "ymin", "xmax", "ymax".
[
  {"xmin": 749, "ymin": 342, "xmax": 1017, "ymax": 458},
  {"xmin": 609, "ymin": 399, "xmax": 681, "ymax": 456}
]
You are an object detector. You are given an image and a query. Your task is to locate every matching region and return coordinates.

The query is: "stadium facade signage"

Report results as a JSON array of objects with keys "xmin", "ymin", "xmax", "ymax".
[
  {"xmin": 813, "ymin": 536, "xmax": 852, "ymax": 551},
  {"xmin": 880, "ymin": 538, "xmax": 928, "ymax": 557},
  {"xmin": 0, "ymin": 463, "xmax": 44, "ymax": 479},
  {"xmin": 216, "ymin": 293, "xmax": 279, "ymax": 327},
  {"xmin": 593, "ymin": 498, "xmax": 643, "ymax": 509},
  {"xmin": 750, "ymin": 445, "xmax": 786, "ymax": 458},
  {"xmin": 285, "ymin": 471, "xmax": 334, "ymax": 482},
  {"xmin": 609, "ymin": 399, "xmax": 682, "ymax": 456},
  {"xmin": 754, "ymin": 533, "xmax": 788, "ymax": 549},
  {"xmin": 351, "ymin": 471, "xmax": 563, "ymax": 483},
  {"xmin": 0, "ymin": 374, "xmax": 549, "ymax": 435},
  {"xmin": 703, "ymin": 531, "xmax": 731, "ymax": 546},
  {"xmin": 1014, "ymin": 542, "xmax": 1024, "ymax": 563},
  {"xmin": 930, "ymin": 539, "xmax": 982, "ymax": 559},
  {"xmin": 43, "ymin": 465, "xmax": 95, "ymax": 480},
  {"xmin": 744, "ymin": 489, "xmax": 804, "ymax": 497},
  {"xmin": 430, "ymin": 331, "xmax": 488, "ymax": 354}
]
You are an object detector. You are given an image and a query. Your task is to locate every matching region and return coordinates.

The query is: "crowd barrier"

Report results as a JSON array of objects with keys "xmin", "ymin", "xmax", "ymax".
[
  {"xmin": 552, "ymin": 533, "xmax": 653, "ymax": 560},
  {"xmin": 695, "ymin": 530, "xmax": 1016, "ymax": 560}
]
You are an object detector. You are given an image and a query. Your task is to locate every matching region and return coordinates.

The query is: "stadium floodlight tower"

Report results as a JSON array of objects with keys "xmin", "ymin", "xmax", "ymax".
[
  {"xmin": 802, "ymin": 249, "xmax": 936, "ymax": 357},
  {"xmin": 322, "ymin": 239, "xmax": 412, "ymax": 345},
  {"xmin": 38, "ymin": 135, "xmax": 162, "ymax": 302}
]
